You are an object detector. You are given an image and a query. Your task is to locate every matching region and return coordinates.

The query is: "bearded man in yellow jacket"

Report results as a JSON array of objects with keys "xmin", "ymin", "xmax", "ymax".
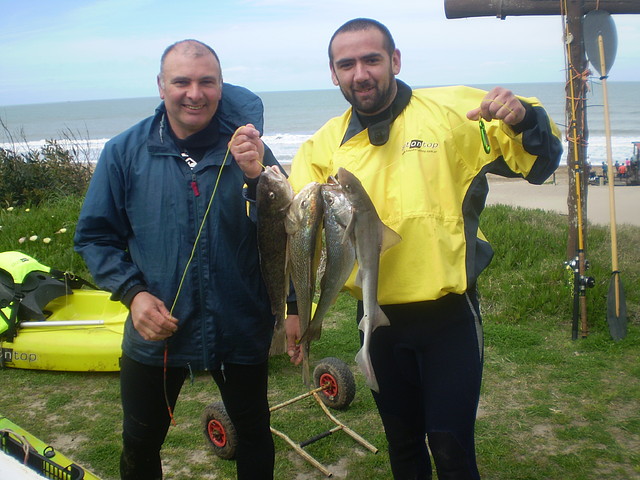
[{"xmin": 286, "ymin": 18, "xmax": 563, "ymax": 480}]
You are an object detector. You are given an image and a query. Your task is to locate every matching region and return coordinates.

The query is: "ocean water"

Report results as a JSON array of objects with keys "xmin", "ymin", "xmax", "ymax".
[{"xmin": 1, "ymin": 81, "xmax": 638, "ymax": 166}]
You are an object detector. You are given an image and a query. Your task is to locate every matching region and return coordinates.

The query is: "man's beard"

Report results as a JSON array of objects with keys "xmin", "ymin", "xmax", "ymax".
[{"xmin": 340, "ymin": 79, "xmax": 395, "ymax": 115}]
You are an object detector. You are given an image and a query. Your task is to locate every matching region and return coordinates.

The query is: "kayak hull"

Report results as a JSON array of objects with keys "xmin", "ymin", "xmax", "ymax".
[
  {"xmin": 0, "ymin": 290, "xmax": 126, "ymax": 372},
  {"xmin": 0, "ymin": 416, "xmax": 101, "ymax": 479}
]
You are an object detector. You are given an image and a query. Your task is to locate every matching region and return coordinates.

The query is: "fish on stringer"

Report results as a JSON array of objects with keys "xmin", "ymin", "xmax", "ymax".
[
  {"xmin": 336, "ymin": 167, "xmax": 401, "ymax": 392},
  {"xmin": 256, "ymin": 166, "xmax": 294, "ymax": 355},
  {"xmin": 285, "ymin": 182, "xmax": 324, "ymax": 385},
  {"xmin": 301, "ymin": 178, "xmax": 355, "ymax": 344}
]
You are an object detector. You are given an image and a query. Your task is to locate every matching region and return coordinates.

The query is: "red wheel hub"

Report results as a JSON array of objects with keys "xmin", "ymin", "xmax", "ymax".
[
  {"xmin": 319, "ymin": 373, "xmax": 338, "ymax": 398},
  {"xmin": 208, "ymin": 419, "xmax": 227, "ymax": 447}
]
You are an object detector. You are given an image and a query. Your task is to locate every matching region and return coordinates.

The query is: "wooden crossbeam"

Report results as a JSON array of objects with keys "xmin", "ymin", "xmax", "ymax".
[{"xmin": 445, "ymin": 0, "xmax": 640, "ymax": 19}]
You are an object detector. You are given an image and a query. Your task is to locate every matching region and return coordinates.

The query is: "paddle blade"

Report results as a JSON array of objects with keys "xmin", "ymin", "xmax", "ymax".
[
  {"xmin": 606, "ymin": 271, "xmax": 627, "ymax": 341},
  {"xmin": 583, "ymin": 10, "xmax": 617, "ymax": 76}
]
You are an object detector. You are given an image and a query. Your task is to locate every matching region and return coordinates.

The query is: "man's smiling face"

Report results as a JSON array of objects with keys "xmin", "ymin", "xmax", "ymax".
[
  {"xmin": 158, "ymin": 43, "xmax": 222, "ymax": 139},
  {"xmin": 329, "ymin": 27, "xmax": 400, "ymax": 116}
]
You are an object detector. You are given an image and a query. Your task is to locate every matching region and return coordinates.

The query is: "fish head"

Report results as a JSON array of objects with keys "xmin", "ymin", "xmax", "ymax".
[
  {"xmin": 257, "ymin": 166, "xmax": 294, "ymax": 213},
  {"xmin": 336, "ymin": 167, "xmax": 368, "ymax": 210},
  {"xmin": 336, "ymin": 167, "xmax": 361, "ymax": 193},
  {"xmin": 321, "ymin": 183, "xmax": 352, "ymax": 226},
  {"xmin": 286, "ymin": 182, "xmax": 323, "ymax": 233}
]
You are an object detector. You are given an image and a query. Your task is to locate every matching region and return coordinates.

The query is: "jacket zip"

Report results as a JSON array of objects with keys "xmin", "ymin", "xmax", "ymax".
[
  {"xmin": 190, "ymin": 168, "xmax": 210, "ymax": 370},
  {"xmin": 191, "ymin": 173, "xmax": 200, "ymax": 197}
]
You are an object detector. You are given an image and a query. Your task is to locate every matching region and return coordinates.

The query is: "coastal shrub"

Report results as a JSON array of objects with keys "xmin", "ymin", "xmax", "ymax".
[{"xmin": 0, "ymin": 140, "xmax": 93, "ymax": 207}]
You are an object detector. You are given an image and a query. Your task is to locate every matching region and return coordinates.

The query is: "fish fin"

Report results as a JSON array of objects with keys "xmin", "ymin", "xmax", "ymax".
[
  {"xmin": 381, "ymin": 224, "xmax": 402, "ymax": 253},
  {"xmin": 343, "ymin": 213, "xmax": 356, "ymax": 241},
  {"xmin": 371, "ymin": 304, "xmax": 391, "ymax": 329},
  {"xmin": 357, "ymin": 314, "xmax": 370, "ymax": 333},
  {"xmin": 340, "ymin": 229, "xmax": 350, "ymax": 245},
  {"xmin": 284, "ymin": 212, "xmax": 299, "ymax": 235}
]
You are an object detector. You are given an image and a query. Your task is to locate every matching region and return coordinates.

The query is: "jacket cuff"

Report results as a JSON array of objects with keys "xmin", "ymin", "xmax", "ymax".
[
  {"xmin": 510, "ymin": 101, "xmax": 536, "ymax": 134},
  {"xmin": 286, "ymin": 301, "xmax": 298, "ymax": 316},
  {"xmin": 243, "ymin": 174, "xmax": 260, "ymax": 201},
  {"xmin": 121, "ymin": 285, "xmax": 148, "ymax": 309}
]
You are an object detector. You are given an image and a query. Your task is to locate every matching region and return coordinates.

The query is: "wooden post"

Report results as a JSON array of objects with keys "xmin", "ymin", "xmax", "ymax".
[{"xmin": 564, "ymin": 0, "xmax": 590, "ymax": 336}]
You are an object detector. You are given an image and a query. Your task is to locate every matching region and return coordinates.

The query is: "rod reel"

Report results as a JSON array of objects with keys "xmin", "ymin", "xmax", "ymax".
[{"xmin": 565, "ymin": 255, "xmax": 596, "ymax": 292}]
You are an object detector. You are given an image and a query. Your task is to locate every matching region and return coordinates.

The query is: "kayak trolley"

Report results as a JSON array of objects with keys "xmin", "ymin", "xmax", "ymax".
[{"xmin": 201, "ymin": 357, "xmax": 378, "ymax": 477}]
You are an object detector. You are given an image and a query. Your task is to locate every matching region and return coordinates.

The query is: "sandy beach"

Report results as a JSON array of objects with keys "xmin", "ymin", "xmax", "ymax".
[{"xmin": 487, "ymin": 168, "xmax": 639, "ymax": 227}]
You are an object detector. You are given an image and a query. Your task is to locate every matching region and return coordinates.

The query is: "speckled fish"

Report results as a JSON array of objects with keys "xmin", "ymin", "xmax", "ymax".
[
  {"xmin": 256, "ymin": 165, "xmax": 294, "ymax": 355},
  {"xmin": 285, "ymin": 181, "xmax": 323, "ymax": 385},
  {"xmin": 336, "ymin": 167, "xmax": 401, "ymax": 392},
  {"xmin": 301, "ymin": 180, "xmax": 355, "ymax": 343}
]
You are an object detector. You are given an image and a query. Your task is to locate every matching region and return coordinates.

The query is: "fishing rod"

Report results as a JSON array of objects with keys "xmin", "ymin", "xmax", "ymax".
[{"xmin": 562, "ymin": 0, "xmax": 595, "ymax": 339}]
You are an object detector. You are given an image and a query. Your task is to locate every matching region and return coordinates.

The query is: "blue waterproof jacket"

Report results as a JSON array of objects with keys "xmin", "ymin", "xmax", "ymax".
[{"xmin": 74, "ymin": 84, "xmax": 278, "ymax": 370}]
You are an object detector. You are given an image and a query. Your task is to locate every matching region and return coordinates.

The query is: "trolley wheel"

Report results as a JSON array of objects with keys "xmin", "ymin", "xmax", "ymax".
[
  {"xmin": 313, "ymin": 357, "xmax": 356, "ymax": 410},
  {"xmin": 201, "ymin": 401, "xmax": 237, "ymax": 460}
]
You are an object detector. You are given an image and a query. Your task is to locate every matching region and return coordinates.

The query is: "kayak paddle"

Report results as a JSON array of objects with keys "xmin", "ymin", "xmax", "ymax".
[{"xmin": 583, "ymin": 9, "xmax": 627, "ymax": 340}]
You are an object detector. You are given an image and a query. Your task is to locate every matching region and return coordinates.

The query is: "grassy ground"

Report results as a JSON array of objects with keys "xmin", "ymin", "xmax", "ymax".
[{"xmin": 0, "ymin": 199, "xmax": 638, "ymax": 479}]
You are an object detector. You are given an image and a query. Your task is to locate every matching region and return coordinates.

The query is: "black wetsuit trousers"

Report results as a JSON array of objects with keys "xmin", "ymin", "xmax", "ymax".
[
  {"xmin": 119, "ymin": 354, "xmax": 274, "ymax": 480},
  {"xmin": 359, "ymin": 290, "xmax": 484, "ymax": 480}
]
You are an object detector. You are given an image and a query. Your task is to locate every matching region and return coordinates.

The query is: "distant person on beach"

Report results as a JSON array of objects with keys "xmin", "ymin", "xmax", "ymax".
[
  {"xmin": 287, "ymin": 18, "xmax": 563, "ymax": 479},
  {"xmin": 75, "ymin": 39, "xmax": 295, "ymax": 480},
  {"xmin": 618, "ymin": 163, "xmax": 627, "ymax": 179}
]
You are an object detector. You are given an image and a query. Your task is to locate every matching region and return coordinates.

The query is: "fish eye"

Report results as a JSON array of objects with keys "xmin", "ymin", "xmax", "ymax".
[{"xmin": 268, "ymin": 192, "xmax": 275, "ymax": 200}]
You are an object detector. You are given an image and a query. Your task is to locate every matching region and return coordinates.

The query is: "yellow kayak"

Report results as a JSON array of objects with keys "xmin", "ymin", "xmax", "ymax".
[
  {"xmin": 1, "ymin": 289, "xmax": 126, "ymax": 372},
  {"xmin": 0, "ymin": 415, "xmax": 101, "ymax": 479},
  {"xmin": 0, "ymin": 251, "xmax": 126, "ymax": 372}
]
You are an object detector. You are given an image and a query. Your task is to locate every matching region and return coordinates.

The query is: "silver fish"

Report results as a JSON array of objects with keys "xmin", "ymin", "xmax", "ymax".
[
  {"xmin": 285, "ymin": 181, "xmax": 323, "ymax": 385},
  {"xmin": 256, "ymin": 165, "xmax": 294, "ymax": 355},
  {"xmin": 336, "ymin": 167, "xmax": 401, "ymax": 392},
  {"xmin": 301, "ymin": 180, "xmax": 355, "ymax": 343}
]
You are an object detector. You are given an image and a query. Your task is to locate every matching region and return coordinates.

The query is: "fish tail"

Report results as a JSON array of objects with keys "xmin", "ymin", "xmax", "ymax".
[
  {"xmin": 301, "ymin": 341, "xmax": 311, "ymax": 387},
  {"xmin": 355, "ymin": 316, "xmax": 379, "ymax": 392},
  {"xmin": 300, "ymin": 318, "xmax": 322, "ymax": 343},
  {"xmin": 269, "ymin": 323, "xmax": 287, "ymax": 356},
  {"xmin": 355, "ymin": 346, "xmax": 379, "ymax": 393}
]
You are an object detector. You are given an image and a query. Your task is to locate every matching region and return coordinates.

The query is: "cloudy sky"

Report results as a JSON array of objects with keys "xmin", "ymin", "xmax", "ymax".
[{"xmin": 1, "ymin": 0, "xmax": 638, "ymax": 106}]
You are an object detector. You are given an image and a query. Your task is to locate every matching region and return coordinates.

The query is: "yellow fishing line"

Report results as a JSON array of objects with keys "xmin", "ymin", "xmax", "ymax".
[
  {"xmin": 164, "ymin": 130, "xmax": 240, "ymax": 426},
  {"xmin": 169, "ymin": 132, "xmax": 238, "ymax": 315}
]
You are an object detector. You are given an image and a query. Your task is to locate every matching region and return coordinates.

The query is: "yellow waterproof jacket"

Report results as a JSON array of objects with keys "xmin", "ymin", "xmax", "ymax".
[{"xmin": 288, "ymin": 86, "xmax": 562, "ymax": 304}]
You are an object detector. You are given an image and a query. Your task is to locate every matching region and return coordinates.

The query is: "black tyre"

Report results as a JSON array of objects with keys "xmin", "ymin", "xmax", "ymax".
[
  {"xmin": 201, "ymin": 401, "xmax": 237, "ymax": 460},
  {"xmin": 313, "ymin": 357, "xmax": 356, "ymax": 410}
]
